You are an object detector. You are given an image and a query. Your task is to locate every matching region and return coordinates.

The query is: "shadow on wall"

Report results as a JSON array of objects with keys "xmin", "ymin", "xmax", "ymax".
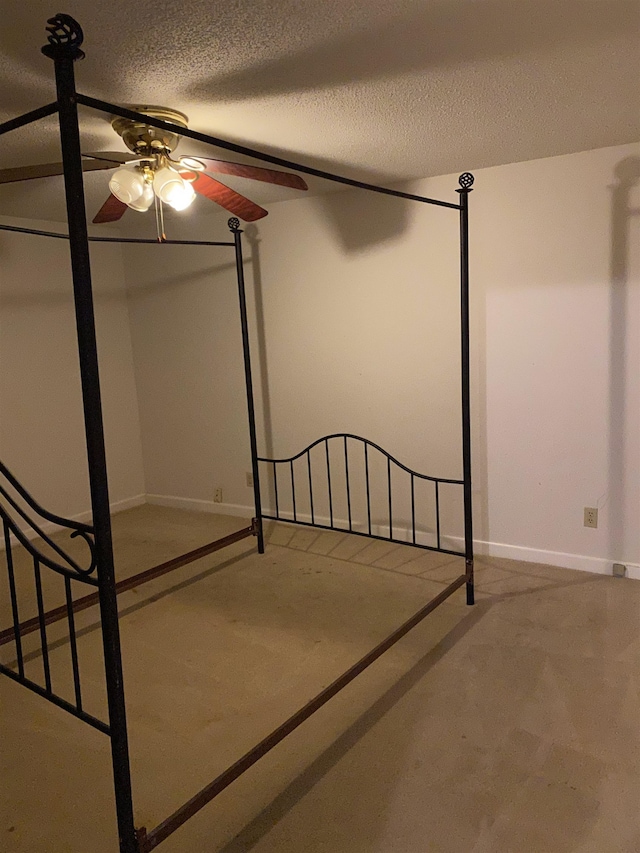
[
  {"xmin": 609, "ymin": 156, "xmax": 640, "ymax": 564},
  {"xmin": 316, "ymin": 183, "xmax": 420, "ymax": 253},
  {"xmin": 244, "ymin": 225, "xmax": 275, "ymax": 466},
  {"xmin": 469, "ymin": 201, "xmax": 490, "ymax": 550},
  {"xmin": 121, "ymin": 259, "xmax": 240, "ymax": 296},
  {"xmin": 247, "ymin": 141, "xmax": 425, "ymax": 251}
]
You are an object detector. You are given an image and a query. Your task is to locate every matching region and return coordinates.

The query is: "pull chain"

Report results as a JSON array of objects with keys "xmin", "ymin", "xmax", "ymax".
[{"xmin": 154, "ymin": 193, "xmax": 166, "ymax": 242}]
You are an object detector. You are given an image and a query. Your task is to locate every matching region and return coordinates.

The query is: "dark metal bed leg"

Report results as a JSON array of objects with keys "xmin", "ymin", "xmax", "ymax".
[
  {"xmin": 43, "ymin": 17, "xmax": 139, "ymax": 852},
  {"xmin": 457, "ymin": 173, "xmax": 475, "ymax": 606},
  {"xmin": 466, "ymin": 559, "xmax": 475, "ymax": 605},
  {"xmin": 229, "ymin": 218, "xmax": 265, "ymax": 553}
]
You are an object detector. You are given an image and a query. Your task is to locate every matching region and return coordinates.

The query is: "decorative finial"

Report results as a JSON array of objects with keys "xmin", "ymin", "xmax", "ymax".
[
  {"xmin": 227, "ymin": 217, "xmax": 241, "ymax": 232},
  {"xmin": 41, "ymin": 14, "xmax": 85, "ymax": 60},
  {"xmin": 458, "ymin": 172, "xmax": 474, "ymax": 189}
]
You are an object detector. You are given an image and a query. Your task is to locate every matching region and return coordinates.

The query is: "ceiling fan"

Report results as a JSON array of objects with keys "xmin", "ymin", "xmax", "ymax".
[{"xmin": 0, "ymin": 105, "xmax": 308, "ymax": 226}]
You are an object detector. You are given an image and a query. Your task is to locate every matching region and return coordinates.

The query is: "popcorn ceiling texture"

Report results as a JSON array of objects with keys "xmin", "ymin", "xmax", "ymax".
[{"xmin": 0, "ymin": 0, "xmax": 637, "ymax": 220}]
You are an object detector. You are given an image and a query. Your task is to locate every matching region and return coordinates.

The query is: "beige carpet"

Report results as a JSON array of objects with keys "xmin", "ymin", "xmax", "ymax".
[{"xmin": 1, "ymin": 505, "xmax": 638, "ymax": 852}]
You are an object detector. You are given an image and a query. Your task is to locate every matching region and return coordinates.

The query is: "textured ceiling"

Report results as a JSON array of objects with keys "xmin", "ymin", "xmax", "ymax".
[{"xmin": 0, "ymin": 0, "xmax": 638, "ymax": 221}]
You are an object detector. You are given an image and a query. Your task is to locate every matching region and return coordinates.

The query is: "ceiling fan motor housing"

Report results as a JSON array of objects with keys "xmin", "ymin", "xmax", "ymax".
[{"xmin": 111, "ymin": 105, "xmax": 189, "ymax": 157}]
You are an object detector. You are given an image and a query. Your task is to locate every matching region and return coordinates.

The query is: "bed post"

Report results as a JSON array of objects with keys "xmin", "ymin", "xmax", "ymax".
[
  {"xmin": 457, "ymin": 173, "xmax": 475, "ymax": 605},
  {"xmin": 229, "ymin": 218, "xmax": 265, "ymax": 553},
  {"xmin": 42, "ymin": 16, "xmax": 139, "ymax": 852}
]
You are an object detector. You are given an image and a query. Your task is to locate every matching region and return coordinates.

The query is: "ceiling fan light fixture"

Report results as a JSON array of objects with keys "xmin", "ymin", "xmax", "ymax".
[
  {"xmin": 166, "ymin": 179, "xmax": 196, "ymax": 211},
  {"xmin": 127, "ymin": 181, "xmax": 154, "ymax": 212},
  {"xmin": 153, "ymin": 166, "xmax": 186, "ymax": 203},
  {"xmin": 86, "ymin": 104, "xmax": 307, "ymax": 226},
  {"xmin": 108, "ymin": 165, "xmax": 146, "ymax": 205},
  {"xmin": 178, "ymin": 156, "xmax": 206, "ymax": 172}
]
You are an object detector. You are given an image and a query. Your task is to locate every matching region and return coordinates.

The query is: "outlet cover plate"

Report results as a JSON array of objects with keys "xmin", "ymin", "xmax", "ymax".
[{"xmin": 584, "ymin": 507, "xmax": 598, "ymax": 528}]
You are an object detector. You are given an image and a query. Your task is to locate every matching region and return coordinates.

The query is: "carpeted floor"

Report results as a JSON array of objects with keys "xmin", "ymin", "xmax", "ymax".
[{"xmin": 1, "ymin": 504, "xmax": 639, "ymax": 852}]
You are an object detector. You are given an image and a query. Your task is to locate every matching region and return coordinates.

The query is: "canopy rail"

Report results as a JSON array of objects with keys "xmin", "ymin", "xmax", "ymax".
[{"xmin": 76, "ymin": 94, "xmax": 462, "ymax": 211}]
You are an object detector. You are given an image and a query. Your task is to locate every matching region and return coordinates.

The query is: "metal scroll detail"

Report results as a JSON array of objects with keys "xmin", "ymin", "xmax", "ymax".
[
  {"xmin": 0, "ymin": 460, "xmax": 97, "ymax": 581},
  {"xmin": 0, "ymin": 459, "xmax": 107, "ymax": 735}
]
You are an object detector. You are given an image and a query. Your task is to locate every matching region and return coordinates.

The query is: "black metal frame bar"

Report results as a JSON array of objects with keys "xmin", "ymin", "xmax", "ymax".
[
  {"xmin": 0, "ymin": 15, "xmax": 474, "ymax": 853},
  {"xmin": 45, "ymin": 30, "xmax": 138, "ymax": 852},
  {"xmin": 0, "ymin": 101, "xmax": 59, "ymax": 135},
  {"xmin": 457, "ymin": 178, "xmax": 475, "ymax": 604},
  {"xmin": 230, "ymin": 221, "xmax": 265, "ymax": 553},
  {"xmin": 0, "ymin": 221, "xmax": 234, "ymax": 246}
]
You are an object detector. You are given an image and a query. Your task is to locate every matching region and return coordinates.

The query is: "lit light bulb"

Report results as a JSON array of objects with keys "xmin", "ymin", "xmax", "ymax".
[
  {"xmin": 153, "ymin": 166, "xmax": 196, "ymax": 211},
  {"xmin": 109, "ymin": 166, "xmax": 145, "ymax": 205},
  {"xmin": 167, "ymin": 179, "xmax": 196, "ymax": 211},
  {"xmin": 153, "ymin": 166, "xmax": 184, "ymax": 203}
]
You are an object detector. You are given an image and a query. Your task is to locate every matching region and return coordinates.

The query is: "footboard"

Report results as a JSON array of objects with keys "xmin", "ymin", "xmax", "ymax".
[{"xmin": 258, "ymin": 434, "xmax": 465, "ymax": 557}]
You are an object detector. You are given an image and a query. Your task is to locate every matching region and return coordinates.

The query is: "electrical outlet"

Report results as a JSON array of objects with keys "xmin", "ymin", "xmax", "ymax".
[
  {"xmin": 214, "ymin": 488, "xmax": 223, "ymax": 504},
  {"xmin": 246, "ymin": 472, "xmax": 254, "ymax": 487},
  {"xmin": 583, "ymin": 507, "xmax": 598, "ymax": 528}
]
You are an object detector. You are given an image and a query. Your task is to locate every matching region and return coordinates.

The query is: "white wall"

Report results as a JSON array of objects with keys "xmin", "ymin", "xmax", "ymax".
[
  {"xmin": 467, "ymin": 146, "xmax": 639, "ymax": 573},
  {"xmin": 123, "ymin": 236, "xmax": 252, "ymax": 510},
  {"xmin": 124, "ymin": 143, "xmax": 639, "ymax": 575},
  {"xmin": 0, "ymin": 218, "xmax": 145, "ymax": 522}
]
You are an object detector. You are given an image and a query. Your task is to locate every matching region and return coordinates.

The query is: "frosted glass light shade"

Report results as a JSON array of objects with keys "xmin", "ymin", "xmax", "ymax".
[
  {"xmin": 167, "ymin": 179, "xmax": 196, "ymax": 211},
  {"xmin": 153, "ymin": 166, "xmax": 184, "ymax": 202},
  {"xmin": 127, "ymin": 182, "xmax": 154, "ymax": 212},
  {"xmin": 109, "ymin": 166, "xmax": 145, "ymax": 205}
]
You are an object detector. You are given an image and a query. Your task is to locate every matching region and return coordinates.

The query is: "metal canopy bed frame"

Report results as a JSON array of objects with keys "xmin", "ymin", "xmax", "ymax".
[{"xmin": 0, "ymin": 16, "xmax": 475, "ymax": 853}]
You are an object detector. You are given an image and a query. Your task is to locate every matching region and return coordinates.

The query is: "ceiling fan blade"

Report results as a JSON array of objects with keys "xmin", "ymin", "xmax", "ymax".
[
  {"xmin": 83, "ymin": 151, "xmax": 137, "ymax": 165},
  {"xmin": 190, "ymin": 172, "xmax": 268, "ymax": 221},
  {"xmin": 92, "ymin": 194, "xmax": 128, "ymax": 224},
  {"xmin": 186, "ymin": 157, "xmax": 308, "ymax": 191},
  {"xmin": 0, "ymin": 158, "xmax": 119, "ymax": 186}
]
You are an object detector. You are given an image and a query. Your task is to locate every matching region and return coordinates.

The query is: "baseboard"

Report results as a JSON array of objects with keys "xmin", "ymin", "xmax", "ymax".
[
  {"xmin": 268, "ymin": 514, "xmax": 640, "ymax": 580},
  {"xmin": 65, "ymin": 494, "xmax": 147, "ymax": 527},
  {"xmin": 476, "ymin": 539, "xmax": 640, "ymax": 581},
  {"xmin": 0, "ymin": 493, "xmax": 146, "ymax": 549},
  {"xmin": 145, "ymin": 493, "xmax": 254, "ymax": 520},
  {"xmin": 445, "ymin": 535, "xmax": 640, "ymax": 580}
]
